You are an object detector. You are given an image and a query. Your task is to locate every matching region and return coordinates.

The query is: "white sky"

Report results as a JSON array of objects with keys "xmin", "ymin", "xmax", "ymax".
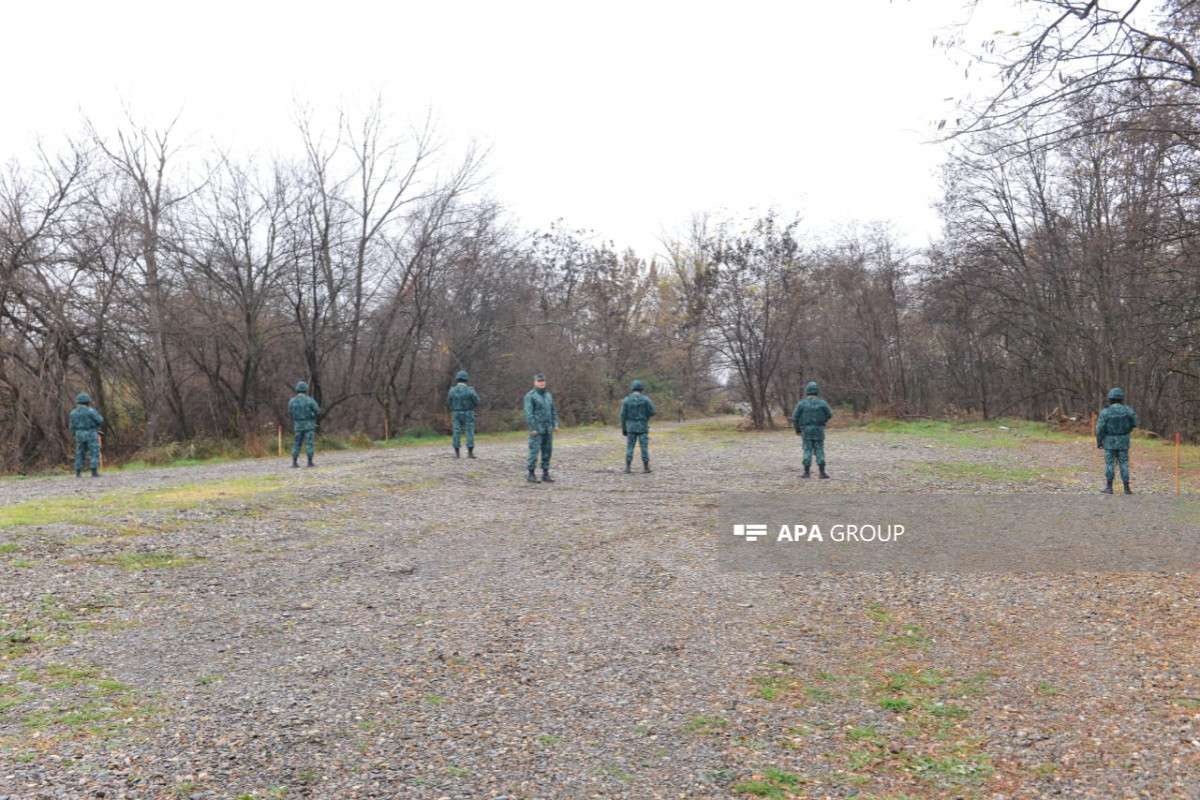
[{"xmin": 4, "ymin": 1, "xmax": 1027, "ymax": 256}]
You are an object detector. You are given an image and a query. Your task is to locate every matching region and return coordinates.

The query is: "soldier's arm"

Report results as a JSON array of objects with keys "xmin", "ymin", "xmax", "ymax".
[
  {"xmin": 646, "ymin": 398, "xmax": 656, "ymax": 418},
  {"xmin": 470, "ymin": 389, "xmax": 480, "ymax": 407},
  {"xmin": 524, "ymin": 394, "xmax": 535, "ymax": 429},
  {"xmin": 551, "ymin": 397, "xmax": 559, "ymax": 429}
]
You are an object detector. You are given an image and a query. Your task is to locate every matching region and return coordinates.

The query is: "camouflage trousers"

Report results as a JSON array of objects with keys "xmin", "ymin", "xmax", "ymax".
[
  {"xmin": 452, "ymin": 411, "xmax": 475, "ymax": 449},
  {"xmin": 1104, "ymin": 449, "xmax": 1130, "ymax": 483},
  {"xmin": 625, "ymin": 432, "xmax": 649, "ymax": 463},
  {"xmin": 292, "ymin": 428, "xmax": 315, "ymax": 459},
  {"xmin": 74, "ymin": 432, "xmax": 100, "ymax": 471},
  {"xmin": 802, "ymin": 436, "xmax": 826, "ymax": 468},
  {"xmin": 527, "ymin": 430, "xmax": 553, "ymax": 471}
]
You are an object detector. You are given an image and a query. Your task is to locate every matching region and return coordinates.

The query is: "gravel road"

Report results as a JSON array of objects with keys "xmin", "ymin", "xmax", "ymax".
[{"xmin": 1, "ymin": 420, "xmax": 1198, "ymax": 799}]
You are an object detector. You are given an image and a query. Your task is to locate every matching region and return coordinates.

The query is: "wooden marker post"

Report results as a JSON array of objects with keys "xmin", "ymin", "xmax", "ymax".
[
  {"xmin": 385, "ymin": 416, "xmax": 389, "ymax": 442},
  {"xmin": 98, "ymin": 432, "xmax": 103, "ymax": 470},
  {"xmin": 1177, "ymin": 432, "xmax": 1182, "ymax": 496},
  {"xmin": 278, "ymin": 425, "xmax": 283, "ymax": 456}
]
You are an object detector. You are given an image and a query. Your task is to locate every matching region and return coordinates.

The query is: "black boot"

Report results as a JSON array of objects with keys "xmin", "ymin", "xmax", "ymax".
[
  {"xmin": 306, "ymin": 454, "xmax": 314, "ymax": 468},
  {"xmin": 454, "ymin": 446, "xmax": 460, "ymax": 458},
  {"xmin": 643, "ymin": 461, "xmax": 651, "ymax": 473},
  {"xmin": 625, "ymin": 460, "xmax": 632, "ymax": 473},
  {"xmin": 75, "ymin": 469, "xmax": 82, "ymax": 478},
  {"xmin": 468, "ymin": 447, "xmax": 475, "ymax": 458},
  {"xmin": 802, "ymin": 465, "xmax": 811, "ymax": 479},
  {"xmin": 819, "ymin": 464, "xmax": 829, "ymax": 479},
  {"xmin": 292, "ymin": 456, "xmax": 298, "ymax": 468},
  {"xmin": 527, "ymin": 469, "xmax": 540, "ymax": 483},
  {"xmin": 542, "ymin": 469, "xmax": 555, "ymax": 483},
  {"xmin": 1101, "ymin": 480, "xmax": 1113, "ymax": 494},
  {"xmin": 90, "ymin": 468, "xmax": 99, "ymax": 478},
  {"xmin": 1123, "ymin": 482, "xmax": 1132, "ymax": 495}
]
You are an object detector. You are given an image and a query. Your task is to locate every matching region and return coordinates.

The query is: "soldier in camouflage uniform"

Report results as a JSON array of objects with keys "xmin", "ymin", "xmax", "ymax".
[
  {"xmin": 524, "ymin": 374, "xmax": 559, "ymax": 483},
  {"xmin": 620, "ymin": 379, "xmax": 657, "ymax": 473},
  {"xmin": 791, "ymin": 381, "xmax": 833, "ymax": 478},
  {"xmin": 1096, "ymin": 387, "xmax": 1138, "ymax": 494},
  {"xmin": 289, "ymin": 381, "xmax": 322, "ymax": 468},
  {"xmin": 447, "ymin": 370, "xmax": 481, "ymax": 458},
  {"xmin": 69, "ymin": 393, "xmax": 104, "ymax": 478}
]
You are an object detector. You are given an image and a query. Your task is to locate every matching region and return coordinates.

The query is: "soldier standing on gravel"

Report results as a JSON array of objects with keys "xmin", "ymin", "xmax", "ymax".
[
  {"xmin": 289, "ymin": 381, "xmax": 321, "ymax": 468},
  {"xmin": 524, "ymin": 373, "xmax": 559, "ymax": 483},
  {"xmin": 69, "ymin": 393, "xmax": 104, "ymax": 478},
  {"xmin": 1096, "ymin": 387, "xmax": 1138, "ymax": 494},
  {"xmin": 447, "ymin": 370, "xmax": 481, "ymax": 458},
  {"xmin": 620, "ymin": 379, "xmax": 656, "ymax": 473},
  {"xmin": 791, "ymin": 381, "xmax": 833, "ymax": 479}
]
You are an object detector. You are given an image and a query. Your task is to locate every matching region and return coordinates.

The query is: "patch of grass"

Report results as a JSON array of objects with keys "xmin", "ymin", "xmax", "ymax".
[
  {"xmin": 0, "ymin": 542, "xmax": 19, "ymax": 554},
  {"xmin": 597, "ymin": 764, "xmax": 636, "ymax": 782},
  {"xmin": 885, "ymin": 624, "xmax": 932, "ymax": 650},
  {"xmin": 446, "ymin": 766, "xmax": 471, "ymax": 777},
  {"xmin": 753, "ymin": 676, "xmax": 791, "ymax": 700},
  {"xmin": 102, "ymin": 552, "xmax": 200, "ymax": 571},
  {"xmin": 0, "ymin": 475, "xmax": 286, "ymax": 533},
  {"xmin": 1035, "ymin": 681, "xmax": 1060, "ymax": 697},
  {"xmin": 908, "ymin": 751, "xmax": 995, "ymax": 785},
  {"xmin": 865, "ymin": 602, "xmax": 893, "ymax": 623},
  {"xmin": 682, "ymin": 716, "xmax": 730, "ymax": 734},
  {"xmin": 733, "ymin": 768, "xmax": 805, "ymax": 798},
  {"xmin": 537, "ymin": 734, "xmax": 562, "ymax": 745},
  {"xmin": 858, "ymin": 417, "xmax": 1080, "ymax": 448},
  {"xmin": 422, "ymin": 694, "xmax": 447, "ymax": 705},
  {"xmin": 802, "ymin": 686, "xmax": 836, "ymax": 702},
  {"xmin": 880, "ymin": 696, "xmax": 914, "ymax": 713},
  {"xmin": 1171, "ymin": 697, "xmax": 1200, "ymax": 709},
  {"xmin": 913, "ymin": 460, "xmax": 1041, "ymax": 482}
]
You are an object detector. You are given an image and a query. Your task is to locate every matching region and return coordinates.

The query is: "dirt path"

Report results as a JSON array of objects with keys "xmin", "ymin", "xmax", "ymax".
[{"xmin": 1, "ymin": 420, "xmax": 1198, "ymax": 799}]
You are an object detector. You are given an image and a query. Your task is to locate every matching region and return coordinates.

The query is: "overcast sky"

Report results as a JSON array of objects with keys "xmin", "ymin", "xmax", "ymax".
[{"xmin": 5, "ymin": 1, "xmax": 1025, "ymax": 256}]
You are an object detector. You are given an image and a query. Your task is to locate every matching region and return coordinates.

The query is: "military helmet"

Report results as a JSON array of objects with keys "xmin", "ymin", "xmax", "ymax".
[
  {"xmin": 534, "ymin": 373, "xmax": 546, "ymax": 382},
  {"xmin": 1107, "ymin": 387, "xmax": 1125, "ymax": 402},
  {"xmin": 76, "ymin": 393, "xmax": 91, "ymax": 405},
  {"xmin": 295, "ymin": 381, "xmax": 309, "ymax": 393},
  {"xmin": 805, "ymin": 381, "xmax": 820, "ymax": 395},
  {"xmin": 631, "ymin": 380, "xmax": 644, "ymax": 392},
  {"xmin": 455, "ymin": 370, "xmax": 469, "ymax": 382}
]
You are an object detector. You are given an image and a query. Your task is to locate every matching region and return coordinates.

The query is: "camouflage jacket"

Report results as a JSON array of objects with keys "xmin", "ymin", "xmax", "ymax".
[
  {"xmin": 289, "ymin": 394, "xmax": 322, "ymax": 432},
  {"xmin": 447, "ymin": 384, "xmax": 480, "ymax": 413},
  {"xmin": 620, "ymin": 393, "xmax": 657, "ymax": 434},
  {"xmin": 69, "ymin": 406, "xmax": 104, "ymax": 438},
  {"xmin": 1096, "ymin": 404, "xmax": 1137, "ymax": 450},
  {"xmin": 791, "ymin": 397, "xmax": 833, "ymax": 436},
  {"xmin": 524, "ymin": 388, "xmax": 558, "ymax": 432}
]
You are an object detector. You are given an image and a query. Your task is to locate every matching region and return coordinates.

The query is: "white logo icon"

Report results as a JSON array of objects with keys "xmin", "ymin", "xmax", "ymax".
[{"xmin": 733, "ymin": 524, "xmax": 768, "ymax": 542}]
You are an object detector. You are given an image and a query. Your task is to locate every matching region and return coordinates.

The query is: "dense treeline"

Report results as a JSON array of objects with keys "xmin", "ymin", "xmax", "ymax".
[{"xmin": 4, "ymin": 73, "xmax": 1200, "ymax": 471}]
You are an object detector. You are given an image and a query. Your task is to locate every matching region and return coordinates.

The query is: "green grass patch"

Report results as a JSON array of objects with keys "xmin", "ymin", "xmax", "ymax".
[
  {"xmin": 682, "ymin": 716, "xmax": 730, "ymax": 734},
  {"xmin": 857, "ymin": 417, "xmax": 1081, "ymax": 448},
  {"xmin": 101, "ymin": 552, "xmax": 200, "ymax": 571},
  {"xmin": 0, "ymin": 475, "xmax": 286, "ymax": 533},
  {"xmin": 912, "ymin": 461, "xmax": 1041, "ymax": 482}
]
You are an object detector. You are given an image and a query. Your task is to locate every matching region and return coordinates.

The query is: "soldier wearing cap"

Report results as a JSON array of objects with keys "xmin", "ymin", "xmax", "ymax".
[
  {"xmin": 69, "ymin": 393, "xmax": 104, "ymax": 478},
  {"xmin": 289, "ymin": 381, "xmax": 322, "ymax": 468},
  {"xmin": 791, "ymin": 381, "xmax": 833, "ymax": 479},
  {"xmin": 524, "ymin": 374, "xmax": 559, "ymax": 483},
  {"xmin": 620, "ymin": 379, "xmax": 656, "ymax": 473},
  {"xmin": 447, "ymin": 370, "xmax": 481, "ymax": 458},
  {"xmin": 1096, "ymin": 387, "xmax": 1138, "ymax": 494}
]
